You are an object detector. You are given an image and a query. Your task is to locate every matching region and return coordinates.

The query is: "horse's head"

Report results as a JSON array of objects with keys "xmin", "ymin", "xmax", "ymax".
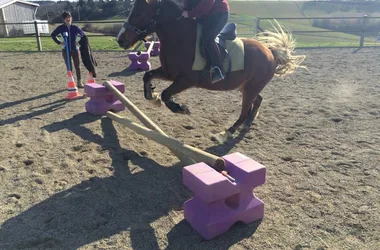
[{"xmin": 117, "ymin": 0, "xmax": 161, "ymax": 49}]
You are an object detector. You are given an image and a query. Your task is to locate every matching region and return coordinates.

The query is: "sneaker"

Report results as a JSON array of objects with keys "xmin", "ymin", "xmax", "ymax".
[{"xmin": 210, "ymin": 66, "xmax": 224, "ymax": 83}]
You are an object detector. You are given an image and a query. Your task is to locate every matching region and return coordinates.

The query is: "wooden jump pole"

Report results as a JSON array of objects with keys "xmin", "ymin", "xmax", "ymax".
[
  {"xmin": 146, "ymin": 40, "xmax": 154, "ymax": 55},
  {"xmin": 104, "ymin": 81, "xmax": 167, "ymax": 136},
  {"xmin": 103, "ymin": 81, "xmax": 194, "ymax": 166},
  {"xmin": 103, "ymin": 81, "xmax": 226, "ymax": 171},
  {"xmin": 107, "ymin": 112, "xmax": 225, "ymax": 171}
]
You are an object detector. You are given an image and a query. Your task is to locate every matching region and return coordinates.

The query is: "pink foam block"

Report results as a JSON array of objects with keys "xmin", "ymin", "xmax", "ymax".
[
  {"xmin": 223, "ymin": 152, "xmax": 266, "ymax": 189},
  {"xmin": 128, "ymin": 51, "xmax": 151, "ymax": 71},
  {"xmin": 183, "ymin": 152, "xmax": 266, "ymax": 240},
  {"xmin": 145, "ymin": 41, "xmax": 160, "ymax": 56},
  {"xmin": 183, "ymin": 163, "xmax": 239, "ymax": 203},
  {"xmin": 128, "ymin": 52, "xmax": 150, "ymax": 60},
  {"xmin": 85, "ymin": 80, "xmax": 126, "ymax": 115},
  {"xmin": 84, "ymin": 80, "xmax": 125, "ymax": 97}
]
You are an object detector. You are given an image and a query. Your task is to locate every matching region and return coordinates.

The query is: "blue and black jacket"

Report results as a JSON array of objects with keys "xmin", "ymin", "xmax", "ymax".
[{"xmin": 51, "ymin": 24, "xmax": 85, "ymax": 51}]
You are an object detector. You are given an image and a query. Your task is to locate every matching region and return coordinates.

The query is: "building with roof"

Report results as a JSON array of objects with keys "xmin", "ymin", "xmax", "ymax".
[{"xmin": 0, "ymin": 0, "xmax": 39, "ymax": 36}]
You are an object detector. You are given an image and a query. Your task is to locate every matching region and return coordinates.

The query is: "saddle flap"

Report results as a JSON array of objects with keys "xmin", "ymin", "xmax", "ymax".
[{"xmin": 218, "ymin": 23, "xmax": 237, "ymax": 41}]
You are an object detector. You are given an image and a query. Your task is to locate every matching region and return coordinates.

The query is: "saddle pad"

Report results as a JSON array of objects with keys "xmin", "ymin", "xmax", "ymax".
[{"xmin": 192, "ymin": 24, "xmax": 245, "ymax": 72}]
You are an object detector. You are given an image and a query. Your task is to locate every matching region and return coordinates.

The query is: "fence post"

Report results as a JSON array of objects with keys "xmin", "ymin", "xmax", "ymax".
[
  {"xmin": 34, "ymin": 21, "xmax": 42, "ymax": 51},
  {"xmin": 0, "ymin": 22, "xmax": 6, "ymax": 36},
  {"xmin": 255, "ymin": 16, "xmax": 261, "ymax": 35},
  {"xmin": 359, "ymin": 15, "xmax": 368, "ymax": 47}
]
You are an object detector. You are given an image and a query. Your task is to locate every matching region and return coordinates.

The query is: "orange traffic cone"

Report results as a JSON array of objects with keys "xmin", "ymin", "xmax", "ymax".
[
  {"xmin": 83, "ymin": 72, "xmax": 96, "ymax": 97},
  {"xmin": 65, "ymin": 71, "xmax": 82, "ymax": 99},
  {"xmin": 87, "ymin": 72, "xmax": 96, "ymax": 84}
]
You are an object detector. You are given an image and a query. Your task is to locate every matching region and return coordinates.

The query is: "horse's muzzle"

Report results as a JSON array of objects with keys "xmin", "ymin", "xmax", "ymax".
[{"xmin": 116, "ymin": 37, "xmax": 128, "ymax": 49}]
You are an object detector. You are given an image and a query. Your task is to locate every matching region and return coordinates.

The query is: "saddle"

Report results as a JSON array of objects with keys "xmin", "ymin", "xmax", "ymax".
[
  {"xmin": 202, "ymin": 23, "xmax": 237, "ymax": 79},
  {"xmin": 217, "ymin": 22, "xmax": 237, "ymax": 45}
]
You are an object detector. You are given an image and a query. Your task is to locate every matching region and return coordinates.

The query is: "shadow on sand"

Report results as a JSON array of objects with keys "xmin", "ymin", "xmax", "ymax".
[
  {"xmin": 0, "ymin": 112, "xmax": 261, "ymax": 249},
  {"xmin": 107, "ymin": 67, "xmax": 142, "ymax": 78}
]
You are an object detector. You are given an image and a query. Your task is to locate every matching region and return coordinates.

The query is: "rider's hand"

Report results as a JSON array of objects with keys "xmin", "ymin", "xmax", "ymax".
[{"xmin": 182, "ymin": 11, "xmax": 189, "ymax": 18}]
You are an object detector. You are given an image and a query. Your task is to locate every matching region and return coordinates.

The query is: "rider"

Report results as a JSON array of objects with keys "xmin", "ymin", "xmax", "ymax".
[
  {"xmin": 51, "ymin": 11, "xmax": 85, "ymax": 88},
  {"xmin": 182, "ymin": 0, "xmax": 230, "ymax": 83}
]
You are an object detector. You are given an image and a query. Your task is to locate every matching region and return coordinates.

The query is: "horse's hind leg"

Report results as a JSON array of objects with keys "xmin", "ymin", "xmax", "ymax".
[
  {"xmin": 242, "ymin": 94, "xmax": 263, "ymax": 131},
  {"xmin": 212, "ymin": 87, "xmax": 258, "ymax": 144}
]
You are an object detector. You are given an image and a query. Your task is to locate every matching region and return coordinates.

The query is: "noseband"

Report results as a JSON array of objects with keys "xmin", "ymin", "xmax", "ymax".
[{"xmin": 123, "ymin": 0, "xmax": 161, "ymax": 41}]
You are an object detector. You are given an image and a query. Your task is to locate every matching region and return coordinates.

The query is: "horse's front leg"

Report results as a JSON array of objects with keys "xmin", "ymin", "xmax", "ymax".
[
  {"xmin": 161, "ymin": 74, "xmax": 194, "ymax": 114},
  {"xmin": 143, "ymin": 67, "xmax": 172, "ymax": 104}
]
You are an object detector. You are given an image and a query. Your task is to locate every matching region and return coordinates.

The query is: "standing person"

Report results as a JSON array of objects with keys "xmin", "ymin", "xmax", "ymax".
[
  {"xmin": 182, "ymin": 0, "xmax": 230, "ymax": 83},
  {"xmin": 51, "ymin": 11, "xmax": 85, "ymax": 88}
]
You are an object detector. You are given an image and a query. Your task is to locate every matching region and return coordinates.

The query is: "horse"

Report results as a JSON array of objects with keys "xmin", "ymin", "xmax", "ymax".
[{"xmin": 116, "ymin": 0, "xmax": 306, "ymax": 143}]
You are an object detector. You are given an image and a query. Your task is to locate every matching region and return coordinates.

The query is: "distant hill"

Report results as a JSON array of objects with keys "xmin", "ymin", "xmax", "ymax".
[
  {"xmin": 34, "ymin": 1, "xmax": 380, "ymax": 22},
  {"xmin": 229, "ymin": 1, "xmax": 380, "ymax": 18}
]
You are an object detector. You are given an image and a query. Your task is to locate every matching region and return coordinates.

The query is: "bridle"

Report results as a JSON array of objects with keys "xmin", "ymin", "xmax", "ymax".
[
  {"xmin": 122, "ymin": 0, "xmax": 162, "ymax": 41},
  {"xmin": 121, "ymin": 0, "xmax": 184, "ymax": 42}
]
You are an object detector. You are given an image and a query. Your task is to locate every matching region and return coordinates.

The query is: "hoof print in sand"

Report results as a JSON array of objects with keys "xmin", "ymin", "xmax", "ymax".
[
  {"xmin": 183, "ymin": 125, "xmax": 195, "ymax": 130},
  {"xmin": 35, "ymin": 178, "xmax": 43, "ymax": 185},
  {"xmin": 281, "ymin": 156, "xmax": 293, "ymax": 162},
  {"xmin": 23, "ymin": 159, "xmax": 34, "ymax": 166},
  {"xmin": 330, "ymin": 117, "xmax": 343, "ymax": 123},
  {"xmin": 9, "ymin": 193, "xmax": 21, "ymax": 199}
]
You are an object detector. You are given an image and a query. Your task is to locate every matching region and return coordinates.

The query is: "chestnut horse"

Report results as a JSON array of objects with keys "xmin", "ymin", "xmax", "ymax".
[{"xmin": 117, "ymin": 0, "xmax": 306, "ymax": 143}]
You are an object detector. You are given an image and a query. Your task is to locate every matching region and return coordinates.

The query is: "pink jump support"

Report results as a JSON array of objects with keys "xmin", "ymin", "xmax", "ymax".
[
  {"xmin": 128, "ymin": 41, "xmax": 155, "ymax": 71},
  {"xmin": 145, "ymin": 41, "xmax": 160, "ymax": 56},
  {"xmin": 183, "ymin": 152, "xmax": 266, "ymax": 240},
  {"xmin": 84, "ymin": 80, "xmax": 126, "ymax": 115}
]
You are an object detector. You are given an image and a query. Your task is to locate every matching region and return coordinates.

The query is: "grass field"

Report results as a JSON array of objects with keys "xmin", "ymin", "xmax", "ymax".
[
  {"xmin": 0, "ymin": 33, "xmax": 148, "ymax": 51},
  {"xmin": 230, "ymin": 1, "xmax": 306, "ymax": 18},
  {"xmin": 1, "ymin": 1, "xmax": 380, "ymax": 51},
  {"xmin": 230, "ymin": 15, "xmax": 368, "ymax": 47},
  {"xmin": 0, "ymin": 21, "xmax": 372, "ymax": 51},
  {"xmin": 0, "ymin": 36, "xmax": 121, "ymax": 51}
]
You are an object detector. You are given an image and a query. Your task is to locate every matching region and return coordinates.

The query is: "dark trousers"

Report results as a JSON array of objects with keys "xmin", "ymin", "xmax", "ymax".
[
  {"xmin": 199, "ymin": 11, "xmax": 230, "ymax": 69},
  {"xmin": 62, "ymin": 49, "xmax": 81, "ymax": 81}
]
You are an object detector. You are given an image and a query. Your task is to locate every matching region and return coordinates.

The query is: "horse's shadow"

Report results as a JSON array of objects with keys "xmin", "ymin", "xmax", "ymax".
[
  {"xmin": 0, "ymin": 113, "xmax": 261, "ymax": 249},
  {"xmin": 0, "ymin": 89, "xmax": 66, "ymax": 110},
  {"xmin": 0, "ymin": 100, "xmax": 66, "ymax": 126},
  {"xmin": 107, "ymin": 67, "xmax": 141, "ymax": 77},
  {"xmin": 206, "ymin": 128, "xmax": 251, "ymax": 157}
]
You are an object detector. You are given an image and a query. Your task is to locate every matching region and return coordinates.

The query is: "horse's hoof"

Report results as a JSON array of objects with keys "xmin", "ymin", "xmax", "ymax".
[
  {"xmin": 144, "ymin": 83, "xmax": 154, "ymax": 100},
  {"xmin": 180, "ymin": 104, "xmax": 191, "ymax": 115},
  {"xmin": 254, "ymin": 110, "xmax": 260, "ymax": 119},
  {"xmin": 211, "ymin": 130, "xmax": 233, "ymax": 144},
  {"xmin": 149, "ymin": 92, "xmax": 161, "ymax": 107},
  {"xmin": 144, "ymin": 90, "xmax": 153, "ymax": 100},
  {"xmin": 240, "ymin": 124, "xmax": 251, "ymax": 133},
  {"xmin": 165, "ymin": 101, "xmax": 190, "ymax": 114}
]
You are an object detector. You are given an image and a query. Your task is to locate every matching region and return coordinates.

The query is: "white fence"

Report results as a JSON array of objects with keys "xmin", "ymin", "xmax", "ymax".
[{"xmin": 22, "ymin": 20, "xmax": 49, "ymax": 35}]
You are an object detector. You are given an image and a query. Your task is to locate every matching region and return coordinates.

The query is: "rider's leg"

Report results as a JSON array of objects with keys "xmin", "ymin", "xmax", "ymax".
[{"xmin": 200, "ymin": 11, "xmax": 230, "ymax": 83}]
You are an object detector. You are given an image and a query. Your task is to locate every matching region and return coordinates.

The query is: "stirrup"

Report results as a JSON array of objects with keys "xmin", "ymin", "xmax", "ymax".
[{"xmin": 210, "ymin": 66, "xmax": 224, "ymax": 83}]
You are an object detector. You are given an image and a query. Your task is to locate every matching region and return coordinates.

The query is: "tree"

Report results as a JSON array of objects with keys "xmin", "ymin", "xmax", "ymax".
[
  {"xmin": 65, "ymin": 1, "xmax": 74, "ymax": 13},
  {"xmin": 88, "ymin": 0, "xmax": 95, "ymax": 8}
]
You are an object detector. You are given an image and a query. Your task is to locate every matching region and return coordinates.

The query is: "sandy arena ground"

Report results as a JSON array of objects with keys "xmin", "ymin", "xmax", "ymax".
[{"xmin": 0, "ymin": 48, "xmax": 379, "ymax": 250}]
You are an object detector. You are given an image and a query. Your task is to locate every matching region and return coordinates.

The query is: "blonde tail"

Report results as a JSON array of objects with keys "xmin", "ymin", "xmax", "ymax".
[{"xmin": 255, "ymin": 19, "xmax": 307, "ymax": 77}]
